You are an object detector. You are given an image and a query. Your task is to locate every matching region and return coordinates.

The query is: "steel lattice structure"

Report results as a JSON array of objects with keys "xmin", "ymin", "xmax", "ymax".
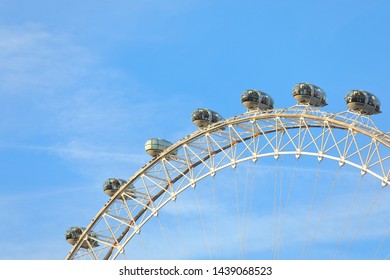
[{"xmin": 66, "ymin": 105, "xmax": 390, "ymax": 260}]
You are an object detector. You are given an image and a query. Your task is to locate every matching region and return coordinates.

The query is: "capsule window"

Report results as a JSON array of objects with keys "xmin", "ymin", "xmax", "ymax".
[
  {"xmin": 192, "ymin": 110, "xmax": 209, "ymax": 121},
  {"xmin": 211, "ymin": 113, "xmax": 221, "ymax": 123},
  {"xmin": 352, "ymin": 92, "xmax": 366, "ymax": 103},
  {"xmin": 241, "ymin": 91, "xmax": 260, "ymax": 103},
  {"xmin": 299, "ymin": 84, "xmax": 312, "ymax": 95},
  {"xmin": 313, "ymin": 87, "xmax": 324, "ymax": 99},
  {"xmin": 368, "ymin": 96, "xmax": 373, "ymax": 106}
]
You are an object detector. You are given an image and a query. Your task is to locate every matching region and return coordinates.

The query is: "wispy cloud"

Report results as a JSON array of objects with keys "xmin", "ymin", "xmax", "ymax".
[
  {"xmin": 0, "ymin": 142, "xmax": 150, "ymax": 166},
  {"xmin": 0, "ymin": 23, "xmax": 192, "ymax": 162},
  {"xmin": 0, "ymin": 23, "xmax": 94, "ymax": 93}
]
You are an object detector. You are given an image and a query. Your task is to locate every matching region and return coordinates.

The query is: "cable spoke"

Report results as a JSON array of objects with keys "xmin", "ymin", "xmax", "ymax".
[
  {"xmin": 244, "ymin": 162, "xmax": 256, "ymax": 259},
  {"xmin": 233, "ymin": 168, "xmax": 244, "ymax": 259},
  {"xmin": 212, "ymin": 174, "xmax": 218, "ymax": 259},
  {"xmin": 333, "ymin": 176, "xmax": 363, "ymax": 259},
  {"xmin": 301, "ymin": 161, "xmax": 320, "ymax": 259},
  {"xmin": 342, "ymin": 187, "xmax": 383, "ymax": 258},
  {"xmin": 305, "ymin": 167, "xmax": 340, "ymax": 258},
  {"xmin": 193, "ymin": 186, "xmax": 212, "ymax": 259},
  {"xmin": 373, "ymin": 229, "xmax": 390, "ymax": 259},
  {"xmin": 278, "ymin": 159, "xmax": 298, "ymax": 258}
]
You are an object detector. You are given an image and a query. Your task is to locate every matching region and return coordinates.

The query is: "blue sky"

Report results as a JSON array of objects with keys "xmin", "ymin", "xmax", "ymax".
[{"xmin": 0, "ymin": 0, "xmax": 389, "ymax": 259}]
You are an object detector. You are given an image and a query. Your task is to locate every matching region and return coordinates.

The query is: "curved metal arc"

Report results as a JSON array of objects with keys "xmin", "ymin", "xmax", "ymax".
[
  {"xmin": 66, "ymin": 109, "xmax": 389, "ymax": 260},
  {"xmin": 66, "ymin": 123, "xmax": 275, "ymax": 259}
]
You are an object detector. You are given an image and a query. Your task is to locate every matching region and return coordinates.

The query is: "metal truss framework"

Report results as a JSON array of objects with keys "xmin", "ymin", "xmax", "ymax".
[{"xmin": 66, "ymin": 105, "xmax": 390, "ymax": 260}]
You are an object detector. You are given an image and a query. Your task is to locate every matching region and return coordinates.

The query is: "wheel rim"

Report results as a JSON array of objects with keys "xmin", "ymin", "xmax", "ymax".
[{"xmin": 66, "ymin": 105, "xmax": 390, "ymax": 260}]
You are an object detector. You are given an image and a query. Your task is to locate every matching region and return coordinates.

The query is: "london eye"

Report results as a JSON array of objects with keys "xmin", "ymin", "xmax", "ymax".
[{"xmin": 65, "ymin": 83, "xmax": 389, "ymax": 260}]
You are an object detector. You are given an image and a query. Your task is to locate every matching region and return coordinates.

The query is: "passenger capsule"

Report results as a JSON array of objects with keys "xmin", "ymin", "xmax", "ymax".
[
  {"xmin": 103, "ymin": 178, "xmax": 136, "ymax": 199},
  {"xmin": 292, "ymin": 83, "xmax": 327, "ymax": 107},
  {"xmin": 344, "ymin": 90, "xmax": 381, "ymax": 115},
  {"xmin": 241, "ymin": 90, "xmax": 274, "ymax": 110},
  {"xmin": 192, "ymin": 108, "xmax": 223, "ymax": 128},
  {"xmin": 65, "ymin": 227, "xmax": 98, "ymax": 248},
  {"xmin": 145, "ymin": 138, "xmax": 175, "ymax": 157}
]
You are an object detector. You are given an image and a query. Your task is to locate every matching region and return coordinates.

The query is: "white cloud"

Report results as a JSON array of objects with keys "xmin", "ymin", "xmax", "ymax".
[
  {"xmin": 0, "ymin": 23, "xmax": 94, "ymax": 93},
  {"xmin": 0, "ymin": 23, "xmax": 191, "ymax": 160}
]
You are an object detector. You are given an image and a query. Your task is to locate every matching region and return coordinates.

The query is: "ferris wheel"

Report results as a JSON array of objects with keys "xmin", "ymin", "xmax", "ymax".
[{"xmin": 65, "ymin": 84, "xmax": 390, "ymax": 260}]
